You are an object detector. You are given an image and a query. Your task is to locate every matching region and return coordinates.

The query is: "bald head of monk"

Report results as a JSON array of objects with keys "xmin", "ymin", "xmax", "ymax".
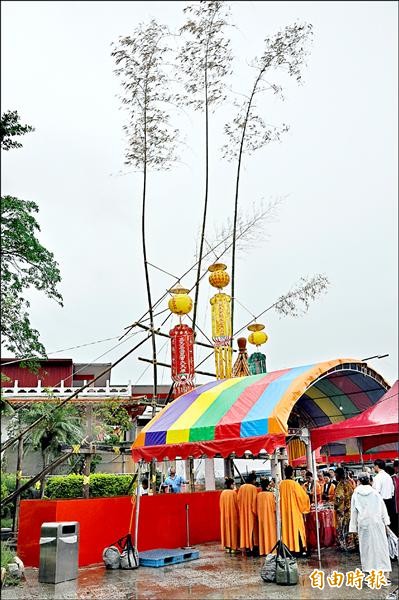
[{"xmin": 246, "ymin": 473, "xmax": 257, "ymax": 485}]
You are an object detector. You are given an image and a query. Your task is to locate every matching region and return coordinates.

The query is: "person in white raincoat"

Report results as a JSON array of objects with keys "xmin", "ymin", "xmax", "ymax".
[{"xmin": 349, "ymin": 472, "xmax": 391, "ymax": 578}]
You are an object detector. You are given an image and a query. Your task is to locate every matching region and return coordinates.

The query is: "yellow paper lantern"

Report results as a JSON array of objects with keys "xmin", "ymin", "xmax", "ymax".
[
  {"xmin": 208, "ymin": 263, "xmax": 230, "ymax": 290},
  {"xmin": 168, "ymin": 295, "xmax": 193, "ymax": 315},
  {"xmin": 248, "ymin": 331, "xmax": 268, "ymax": 346},
  {"xmin": 247, "ymin": 323, "xmax": 268, "ymax": 347},
  {"xmin": 168, "ymin": 283, "xmax": 193, "ymax": 316}
]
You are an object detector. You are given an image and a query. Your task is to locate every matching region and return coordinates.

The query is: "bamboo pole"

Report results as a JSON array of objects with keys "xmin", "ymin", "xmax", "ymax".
[
  {"xmin": 1, "ymin": 335, "xmax": 150, "ymax": 453},
  {"xmin": 134, "ymin": 321, "xmax": 236, "ymax": 352},
  {"xmin": 12, "ymin": 430, "xmax": 23, "ymax": 532},
  {"xmin": 137, "ymin": 357, "xmax": 215, "ymax": 378},
  {"xmin": 1, "ymin": 450, "xmax": 74, "ymax": 507}
]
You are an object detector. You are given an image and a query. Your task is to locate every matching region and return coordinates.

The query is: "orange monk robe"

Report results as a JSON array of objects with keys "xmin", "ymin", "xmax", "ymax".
[
  {"xmin": 256, "ymin": 491, "xmax": 277, "ymax": 556},
  {"xmin": 219, "ymin": 489, "xmax": 239, "ymax": 550},
  {"xmin": 279, "ymin": 479, "xmax": 310, "ymax": 553},
  {"xmin": 325, "ymin": 482, "xmax": 336, "ymax": 501},
  {"xmin": 315, "ymin": 481, "xmax": 323, "ymax": 503},
  {"xmin": 237, "ymin": 483, "xmax": 258, "ymax": 550}
]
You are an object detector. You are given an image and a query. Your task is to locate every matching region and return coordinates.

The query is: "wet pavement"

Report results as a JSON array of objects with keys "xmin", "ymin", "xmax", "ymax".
[{"xmin": 2, "ymin": 543, "xmax": 398, "ymax": 600}]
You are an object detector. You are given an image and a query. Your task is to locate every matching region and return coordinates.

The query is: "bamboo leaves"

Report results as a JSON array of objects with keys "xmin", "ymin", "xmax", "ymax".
[
  {"xmin": 177, "ymin": 1, "xmax": 232, "ymax": 111},
  {"xmin": 112, "ymin": 20, "xmax": 181, "ymax": 398},
  {"xmin": 112, "ymin": 20, "xmax": 179, "ymax": 170},
  {"xmin": 227, "ymin": 22, "xmax": 313, "ymax": 332},
  {"xmin": 274, "ymin": 274, "xmax": 330, "ymax": 318}
]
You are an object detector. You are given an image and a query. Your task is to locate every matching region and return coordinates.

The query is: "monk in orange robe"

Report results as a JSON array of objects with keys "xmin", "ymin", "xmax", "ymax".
[
  {"xmin": 315, "ymin": 471, "xmax": 325, "ymax": 503},
  {"xmin": 257, "ymin": 479, "xmax": 277, "ymax": 556},
  {"xmin": 237, "ymin": 472, "xmax": 259, "ymax": 553},
  {"xmin": 279, "ymin": 465, "xmax": 310, "ymax": 554},
  {"xmin": 219, "ymin": 478, "xmax": 239, "ymax": 553}
]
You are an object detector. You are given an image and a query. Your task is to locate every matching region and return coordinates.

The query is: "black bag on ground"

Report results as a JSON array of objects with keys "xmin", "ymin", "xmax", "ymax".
[
  {"xmin": 118, "ymin": 534, "xmax": 139, "ymax": 570},
  {"xmin": 103, "ymin": 534, "xmax": 139, "ymax": 570},
  {"xmin": 275, "ymin": 542, "xmax": 298, "ymax": 586},
  {"xmin": 260, "ymin": 541, "xmax": 298, "ymax": 586}
]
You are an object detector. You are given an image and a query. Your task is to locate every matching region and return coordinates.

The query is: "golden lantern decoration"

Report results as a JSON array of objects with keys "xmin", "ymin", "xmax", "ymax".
[
  {"xmin": 209, "ymin": 263, "xmax": 232, "ymax": 379},
  {"xmin": 247, "ymin": 323, "xmax": 268, "ymax": 374},
  {"xmin": 168, "ymin": 283, "xmax": 195, "ymax": 398},
  {"xmin": 208, "ymin": 263, "xmax": 230, "ymax": 290},
  {"xmin": 168, "ymin": 283, "xmax": 193, "ymax": 318}
]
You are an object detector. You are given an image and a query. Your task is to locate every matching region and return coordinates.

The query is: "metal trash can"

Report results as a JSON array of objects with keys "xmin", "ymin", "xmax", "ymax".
[{"xmin": 38, "ymin": 522, "xmax": 79, "ymax": 584}]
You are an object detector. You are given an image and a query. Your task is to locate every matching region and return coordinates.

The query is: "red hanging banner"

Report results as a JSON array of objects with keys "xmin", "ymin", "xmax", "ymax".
[{"xmin": 169, "ymin": 324, "xmax": 195, "ymax": 398}]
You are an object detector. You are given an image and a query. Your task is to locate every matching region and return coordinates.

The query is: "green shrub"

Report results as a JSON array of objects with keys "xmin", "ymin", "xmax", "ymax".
[
  {"xmin": 0, "ymin": 542, "xmax": 15, "ymax": 569},
  {"xmin": 1, "ymin": 472, "xmax": 36, "ymax": 521},
  {"xmin": 90, "ymin": 474, "xmax": 135, "ymax": 498},
  {"xmin": 45, "ymin": 473, "xmax": 136, "ymax": 499},
  {"xmin": 45, "ymin": 474, "xmax": 83, "ymax": 499},
  {"xmin": 1, "ymin": 542, "xmax": 19, "ymax": 586}
]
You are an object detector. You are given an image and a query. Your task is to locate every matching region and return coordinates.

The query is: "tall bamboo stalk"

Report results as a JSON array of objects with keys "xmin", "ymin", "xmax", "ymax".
[
  {"xmin": 224, "ymin": 23, "xmax": 313, "ymax": 334},
  {"xmin": 178, "ymin": 1, "xmax": 232, "ymax": 334}
]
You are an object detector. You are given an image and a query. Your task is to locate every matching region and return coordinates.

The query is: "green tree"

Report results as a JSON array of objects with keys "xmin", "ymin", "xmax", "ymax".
[
  {"xmin": 1, "ymin": 110, "xmax": 63, "ymax": 358},
  {"xmin": 94, "ymin": 399, "xmax": 132, "ymax": 444},
  {"xmin": 8, "ymin": 401, "xmax": 83, "ymax": 497},
  {"xmin": 0, "ymin": 110, "xmax": 34, "ymax": 151}
]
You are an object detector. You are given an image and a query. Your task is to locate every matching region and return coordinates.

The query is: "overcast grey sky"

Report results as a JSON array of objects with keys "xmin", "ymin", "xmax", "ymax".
[{"xmin": 2, "ymin": 1, "xmax": 398, "ymax": 387}]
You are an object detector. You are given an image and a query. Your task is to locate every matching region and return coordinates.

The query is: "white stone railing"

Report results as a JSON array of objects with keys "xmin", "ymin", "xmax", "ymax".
[{"xmin": 1, "ymin": 380, "xmax": 134, "ymax": 398}]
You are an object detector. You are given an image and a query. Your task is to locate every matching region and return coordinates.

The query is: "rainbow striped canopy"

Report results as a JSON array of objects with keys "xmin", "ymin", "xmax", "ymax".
[{"xmin": 132, "ymin": 358, "xmax": 389, "ymax": 461}]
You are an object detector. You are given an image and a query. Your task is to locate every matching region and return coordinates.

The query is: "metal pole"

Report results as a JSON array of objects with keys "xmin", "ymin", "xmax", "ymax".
[
  {"xmin": 186, "ymin": 504, "xmax": 190, "ymax": 547},
  {"xmin": 275, "ymin": 480, "xmax": 281, "ymax": 541},
  {"xmin": 357, "ymin": 439, "xmax": 364, "ymax": 469},
  {"xmin": 134, "ymin": 461, "xmax": 142, "ymax": 550},
  {"xmin": 311, "ymin": 446, "xmax": 322, "ymax": 567},
  {"xmin": 274, "ymin": 450, "xmax": 282, "ymax": 541}
]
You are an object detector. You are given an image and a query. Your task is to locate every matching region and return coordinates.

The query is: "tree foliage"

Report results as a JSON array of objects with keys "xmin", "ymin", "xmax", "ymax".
[
  {"xmin": 222, "ymin": 23, "xmax": 313, "ymax": 161},
  {"xmin": 112, "ymin": 20, "xmax": 180, "ymax": 398},
  {"xmin": 112, "ymin": 20, "xmax": 178, "ymax": 169},
  {"xmin": 0, "ymin": 110, "xmax": 34, "ymax": 151},
  {"xmin": 1, "ymin": 195, "xmax": 63, "ymax": 357},
  {"xmin": 94, "ymin": 399, "xmax": 132, "ymax": 443},
  {"xmin": 223, "ymin": 22, "xmax": 313, "ymax": 331},
  {"xmin": 8, "ymin": 401, "xmax": 83, "ymax": 467},
  {"xmin": 1, "ymin": 111, "xmax": 63, "ymax": 358},
  {"xmin": 177, "ymin": 0, "xmax": 232, "ymax": 111},
  {"xmin": 274, "ymin": 274, "xmax": 330, "ymax": 318}
]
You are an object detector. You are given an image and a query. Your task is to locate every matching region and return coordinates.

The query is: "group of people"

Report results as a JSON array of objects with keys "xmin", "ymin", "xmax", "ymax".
[
  {"xmin": 219, "ymin": 459, "xmax": 398, "ymax": 582},
  {"xmin": 220, "ymin": 466, "xmax": 311, "ymax": 557},
  {"xmin": 219, "ymin": 473, "xmax": 278, "ymax": 556}
]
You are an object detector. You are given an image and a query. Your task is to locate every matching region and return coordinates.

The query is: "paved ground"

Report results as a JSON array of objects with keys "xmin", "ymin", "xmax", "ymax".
[{"xmin": 2, "ymin": 544, "xmax": 398, "ymax": 600}]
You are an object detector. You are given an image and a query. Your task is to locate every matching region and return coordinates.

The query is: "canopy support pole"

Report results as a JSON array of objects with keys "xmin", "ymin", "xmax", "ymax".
[
  {"xmin": 274, "ymin": 450, "xmax": 282, "ymax": 541},
  {"xmin": 310, "ymin": 442, "xmax": 322, "ymax": 567},
  {"xmin": 134, "ymin": 461, "xmax": 142, "ymax": 550},
  {"xmin": 357, "ymin": 438, "xmax": 364, "ymax": 469}
]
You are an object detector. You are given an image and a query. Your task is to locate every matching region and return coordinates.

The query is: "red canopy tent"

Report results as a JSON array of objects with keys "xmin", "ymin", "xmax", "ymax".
[{"xmin": 310, "ymin": 381, "xmax": 399, "ymax": 456}]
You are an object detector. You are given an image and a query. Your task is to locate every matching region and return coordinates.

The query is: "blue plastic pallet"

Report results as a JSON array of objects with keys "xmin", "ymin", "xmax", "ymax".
[{"xmin": 138, "ymin": 548, "xmax": 200, "ymax": 568}]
